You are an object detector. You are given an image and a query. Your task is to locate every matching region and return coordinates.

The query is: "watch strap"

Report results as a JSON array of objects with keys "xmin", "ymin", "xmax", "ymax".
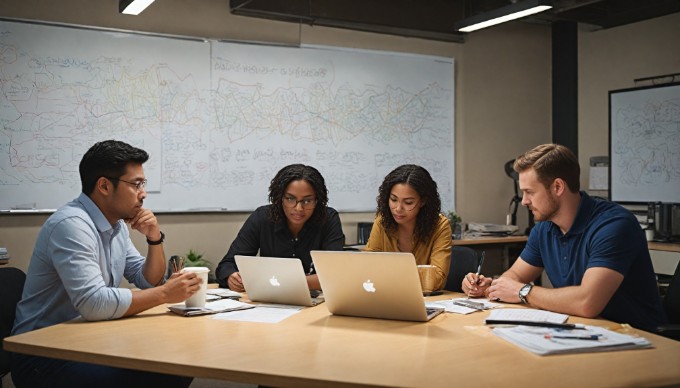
[{"xmin": 147, "ymin": 231, "xmax": 165, "ymax": 245}]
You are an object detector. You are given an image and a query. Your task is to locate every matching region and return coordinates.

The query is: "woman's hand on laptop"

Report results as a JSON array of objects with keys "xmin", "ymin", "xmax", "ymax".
[
  {"xmin": 462, "ymin": 273, "xmax": 491, "ymax": 298},
  {"xmin": 305, "ymin": 274, "xmax": 321, "ymax": 291},
  {"xmin": 228, "ymin": 272, "xmax": 246, "ymax": 292}
]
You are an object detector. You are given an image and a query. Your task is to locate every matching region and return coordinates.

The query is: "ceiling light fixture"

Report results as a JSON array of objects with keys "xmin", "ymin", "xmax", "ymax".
[
  {"xmin": 455, "ymin": 0, "xmax": 553, "ymax": 33},
  {"xmin": 119, "ymin": 0, "xmax": 156, "ymax": 15}
]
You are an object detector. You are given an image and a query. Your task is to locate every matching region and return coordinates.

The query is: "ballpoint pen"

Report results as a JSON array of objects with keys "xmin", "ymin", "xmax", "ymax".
[
  {"xmin": 544, "ymin": 334, "xmax": 602, "ymax": 341},
  {"xmin": 475, "ymin": 251, "xmax": 486, "ymax": 284},
  {"xmin": 484, "ymin": 320, "xmax": 586, "ymax": 330}
]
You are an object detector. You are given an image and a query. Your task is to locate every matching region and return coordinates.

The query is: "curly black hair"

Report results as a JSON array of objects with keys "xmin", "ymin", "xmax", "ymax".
[
  {"xmin": 268, "ymin": 164, "xmax": 329, "ymax": 226},
  {"xmin": 376, "ymin": 164, "xmax": 441, "ymax": 244},
  {"xmin": 79, "ymin": 140, "xmax": 149, "ymax": 196}
]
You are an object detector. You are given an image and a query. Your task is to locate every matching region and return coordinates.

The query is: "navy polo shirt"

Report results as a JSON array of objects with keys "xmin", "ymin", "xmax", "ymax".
[{"xmin": 520, "ymin": 192, "xmax": 667, "ymax": 331}]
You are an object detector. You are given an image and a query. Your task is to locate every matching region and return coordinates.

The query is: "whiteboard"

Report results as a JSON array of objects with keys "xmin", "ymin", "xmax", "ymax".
[
  {"xmin": 609, "ymin": 82, "xmax": 680, "ymax": 203},
  {"xmin": 0, "ymin": 20, "xmax": 454, "ymax": 212}
]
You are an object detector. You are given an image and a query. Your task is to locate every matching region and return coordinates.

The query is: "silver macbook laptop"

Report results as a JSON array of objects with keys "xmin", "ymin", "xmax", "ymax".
[
  {"xmin": 235, "ymin": 255, "xmax": 323, "ymax": 307},
  {"xmin": 310, "ymin": 251, "xmax": 444, "ymax": 322}
]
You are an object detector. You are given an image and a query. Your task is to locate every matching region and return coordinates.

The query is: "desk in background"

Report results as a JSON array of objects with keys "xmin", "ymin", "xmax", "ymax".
[
  {"xmin": 5, "ymin": 293, "xmax": 679, "ymax": 387},
  {"xmin": 453, "ymin": 234, "xmax": 528, "ymax": 276}
]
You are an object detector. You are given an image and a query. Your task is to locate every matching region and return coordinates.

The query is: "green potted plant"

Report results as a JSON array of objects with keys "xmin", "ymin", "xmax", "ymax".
[
  {"xmin": 445, "ymin": 211, "xmax": 463, "ymax": 239},
  {"xmin": 177, "ymin": 249, "xmax": 216, "ymax": 283}
]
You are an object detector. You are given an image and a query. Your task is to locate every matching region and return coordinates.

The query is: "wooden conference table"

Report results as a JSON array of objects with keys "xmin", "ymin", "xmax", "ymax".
[{"xmin": 5, "ymin": 292, "xmax": 680, "ymax": 387}]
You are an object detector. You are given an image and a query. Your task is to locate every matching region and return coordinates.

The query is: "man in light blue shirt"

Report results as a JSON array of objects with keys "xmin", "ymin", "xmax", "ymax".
[{"xmin": 11, "ymin": 140, "xmax": 200, "ymax": 388}]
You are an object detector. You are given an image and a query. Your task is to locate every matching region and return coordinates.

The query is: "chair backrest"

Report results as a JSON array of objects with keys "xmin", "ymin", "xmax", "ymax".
[
  {"xmin": 357, "ymin": 222, "xmax": 373, "ymax": 245},
  {"xmin": 0, "ymin": 267, "xmax": 26, "ymax": 377},
  {"xmin": 663, "ymin": 261, "xmax": 680, "ymax": 324},
  {"xmin": 445, "ymin": 246, "xmax": 479, "ymax": 292}
]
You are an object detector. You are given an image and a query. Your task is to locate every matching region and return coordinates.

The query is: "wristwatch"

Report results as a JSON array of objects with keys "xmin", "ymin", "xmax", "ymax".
[
  {"xmin": 146, "ymin": 231, "xmax": 165, "ymax": 245},
  {"xmin": 518, "ymin": 283, "xmax": 533, "ymax": 304}
]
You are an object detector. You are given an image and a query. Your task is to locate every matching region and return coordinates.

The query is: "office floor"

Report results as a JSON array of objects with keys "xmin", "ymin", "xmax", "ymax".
[{"xmin": 1, "ymin": 374, "xmax": 256, "ymax": 388}]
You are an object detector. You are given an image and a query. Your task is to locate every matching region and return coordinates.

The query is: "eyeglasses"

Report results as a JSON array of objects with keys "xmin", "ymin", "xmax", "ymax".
[
  {"xmin": 106, "ymin": 177, "xmax": 147, "ymax": 192},
  {"xmin": 389, "ymin": 197, "xmax": 419, "ymax": 212},
  {"xmin": 283, "ymin": 196, "xmax": 317, "ymax": 209}
]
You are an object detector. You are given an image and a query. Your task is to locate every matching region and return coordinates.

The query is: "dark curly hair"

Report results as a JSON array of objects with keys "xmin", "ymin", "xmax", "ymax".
[
  {"xmin": 268, "ymin": 164, "xmax": 329, "ymax": 226},
  {"xmin": 79, "ymin": 140, "xmax": 149, "ymax": 196},
  {"xmin": 376, "ymin": 164, "xmax": 441, "ymax": 244}
]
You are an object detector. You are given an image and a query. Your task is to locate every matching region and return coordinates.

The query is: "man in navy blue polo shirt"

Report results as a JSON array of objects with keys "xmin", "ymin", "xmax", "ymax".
[{"xmin": 462, "ymin": 143, "xmax": 666, "ymax": 331}]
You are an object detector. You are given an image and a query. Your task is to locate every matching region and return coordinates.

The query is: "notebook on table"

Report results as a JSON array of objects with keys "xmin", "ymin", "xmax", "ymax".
[
  {"xmin": 310, "ymin": 250, "xmax": 444, "ymax": 322},
  {"xmin": 235, "ymin": 255, "xmax": 323, "ymax": 307}
]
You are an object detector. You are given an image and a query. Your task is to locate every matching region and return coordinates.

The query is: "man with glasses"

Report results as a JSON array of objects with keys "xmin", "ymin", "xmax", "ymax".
[
  {"xmin": 11, "ymin": 140, "xmax": 198, "ymax": 387},
  {"xmin": 216, "ymin": 164, "xmax": 345, "ymax": 291}
]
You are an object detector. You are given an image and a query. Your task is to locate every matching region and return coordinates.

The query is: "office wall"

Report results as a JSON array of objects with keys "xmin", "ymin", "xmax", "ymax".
[
  {"xmin": 2, "ymin": 0, "xmax": 550, "ymax": 273},
  {"xmin": 578, "ymin": 13, "xmax": 680, "ymax": 194},
  {"xmin": 6, "ymin": 4, "xmax": 678, "ymax": 274}
]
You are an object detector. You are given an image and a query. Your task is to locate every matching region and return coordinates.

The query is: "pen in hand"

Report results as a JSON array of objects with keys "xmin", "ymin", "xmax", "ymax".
[{"xmin": 474, "ymin": 251, "xmax": 486, "ymax": 285}]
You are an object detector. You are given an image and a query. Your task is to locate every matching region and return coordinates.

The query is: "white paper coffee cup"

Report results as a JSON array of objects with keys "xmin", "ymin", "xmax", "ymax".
[{"xmin": 183, "ymin": 267, "xmax": 210, "ymax": 307}]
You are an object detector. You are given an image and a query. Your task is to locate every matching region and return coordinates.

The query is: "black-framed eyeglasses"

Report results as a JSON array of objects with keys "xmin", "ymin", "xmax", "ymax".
[
  {"xmin": 106, "ymin": 177, "xmax": 147, "ymax": 192},
  {"xmin": 282, "ymin": 195, "xmax": 317, "ymax": 209}
]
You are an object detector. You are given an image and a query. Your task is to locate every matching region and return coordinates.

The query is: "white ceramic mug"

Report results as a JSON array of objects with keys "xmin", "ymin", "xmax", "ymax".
[
  {"xmin": 182, "ymin": 267, "xmax": 210, "ymax": 308},
  {"xmin": 645, "ymin": 229, "xmax": 655, "ymax": 242}
]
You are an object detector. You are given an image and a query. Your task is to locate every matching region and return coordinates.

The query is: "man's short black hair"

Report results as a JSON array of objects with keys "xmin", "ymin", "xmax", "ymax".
[{"xmin": 79, "ymin": 140, "xmax": 149, "ymax": 195}]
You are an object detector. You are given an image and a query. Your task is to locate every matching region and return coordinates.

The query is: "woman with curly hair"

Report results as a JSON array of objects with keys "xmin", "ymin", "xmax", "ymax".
[
  {"xmin": 365, "ymin": 164, "xmax": 451, "ymax": 290},
  {"xmin": 216, "ymin": 164, "xmax": 345, "ymax": 291}
]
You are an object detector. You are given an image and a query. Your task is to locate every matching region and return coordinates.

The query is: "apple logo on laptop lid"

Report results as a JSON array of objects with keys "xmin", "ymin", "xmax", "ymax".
[
  {"xmin": 362, "ymin": 280, "xmax": 376, "ymax": 293},
  {"xmin": 269, "ymin": 276, "xmax": 281, "ymax": 287}
]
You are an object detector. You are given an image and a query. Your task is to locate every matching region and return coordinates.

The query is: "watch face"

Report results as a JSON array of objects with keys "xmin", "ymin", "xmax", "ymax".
[{"xmin": 520, "ymin": 284, "xmax": 532, "ymax": 297}]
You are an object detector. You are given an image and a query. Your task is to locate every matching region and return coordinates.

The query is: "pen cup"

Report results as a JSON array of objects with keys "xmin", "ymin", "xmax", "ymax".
[
  {"xmin": 183, "ymin": 267, "xmax": 210, "ymax": 308},
  {"xmin": 417, "ymin": 265, "xmax": 437, "ymax": 294}
]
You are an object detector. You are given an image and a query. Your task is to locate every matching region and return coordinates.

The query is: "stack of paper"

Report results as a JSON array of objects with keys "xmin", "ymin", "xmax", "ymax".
[
  {"xmin": 0, "ymin": 247, "xmax": 9, "ymax": 265},
  {"xmin": 168, "ymin": 298, "xmax": 254, "ymax": 317},
  {"xmin": 492, "ymin": 325, "xmax": 652, "ymax": 355},
  {"xmin": 205, "ymin": 288, "xmax": 242, "ymax": 301},
  {"xmin": 467, "ymin": 223, "xmax": 519, "ymax": 236}
]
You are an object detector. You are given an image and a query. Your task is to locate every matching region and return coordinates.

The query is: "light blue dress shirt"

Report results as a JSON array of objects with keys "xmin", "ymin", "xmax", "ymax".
[{"xmin": 12, "ymin": 193, "xmax": 155, "ymax": 335}]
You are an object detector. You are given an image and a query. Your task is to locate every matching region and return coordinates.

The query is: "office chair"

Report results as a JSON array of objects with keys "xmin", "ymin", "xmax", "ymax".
[
  {"xmin": 0, "ymin": 267, "xmax": 26, "ymax": 384},
  {"xmin": 445, "ymin": 246, "xmax": 479, "ymax": 292},
  {"xmin": 357, "ymin": 222, "xmax": 373, "ymax": 245},
  {"xmin": 655, "ymin": 261, "xmax": 680, "ymax": 341}
]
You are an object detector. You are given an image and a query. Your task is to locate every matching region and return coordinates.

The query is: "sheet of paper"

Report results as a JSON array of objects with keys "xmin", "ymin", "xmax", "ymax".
[
  {"xmin": 426, "ymin": 298, "xmax": 503, "ymax": 315},
  {"xmin": 206, "ymin": 288, "xmax": 243, "ymax": 298},
  {"xmin": 589, "ymin": 166, "xmax": 608, "ymax": 190},
  {"xmin": 203, "ymin": 298, "xmax": 253, "ymax": 312},
  {"xmin": 212, "ymin": 306, "xmax": 303, "ymax": 323},
  {"xmin": 487, "ymin": 308, "xmax": 569, "ymax": 323}
]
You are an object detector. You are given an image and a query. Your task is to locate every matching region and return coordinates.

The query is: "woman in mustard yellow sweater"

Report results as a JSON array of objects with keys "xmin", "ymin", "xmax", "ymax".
[{"xmin": 365, "ymin": 164, "xmax": 451, "ymax": 290}]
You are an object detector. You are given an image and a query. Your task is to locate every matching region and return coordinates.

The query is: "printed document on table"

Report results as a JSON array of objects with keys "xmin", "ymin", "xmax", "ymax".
[
  {"xmin": 212, "ymin": 305, "xmax": 303, "ymax": 323},
  {"xmin": 168, "ymin": 299, "xmax": 254, "ymax": 316},
  {"xmin": 486, "ymin": 308, "xmax": 569, "ymax": 323},
  {"xmin": 426, "ymin": 298, "xmax": 502, "ymax": 314},
  {"xmin": 492, "ymin": 325, "xmax": 652, "ymax": 355}
]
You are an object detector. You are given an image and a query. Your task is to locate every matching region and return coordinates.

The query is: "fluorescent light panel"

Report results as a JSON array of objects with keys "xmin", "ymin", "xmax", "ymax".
[
  {"xmin": 456, "ymin": 0, "xmax": 553, "ymax": 33},
  {"xmin": 120, "ymin": 0, "xmax": 155, "ymax": 15}
]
